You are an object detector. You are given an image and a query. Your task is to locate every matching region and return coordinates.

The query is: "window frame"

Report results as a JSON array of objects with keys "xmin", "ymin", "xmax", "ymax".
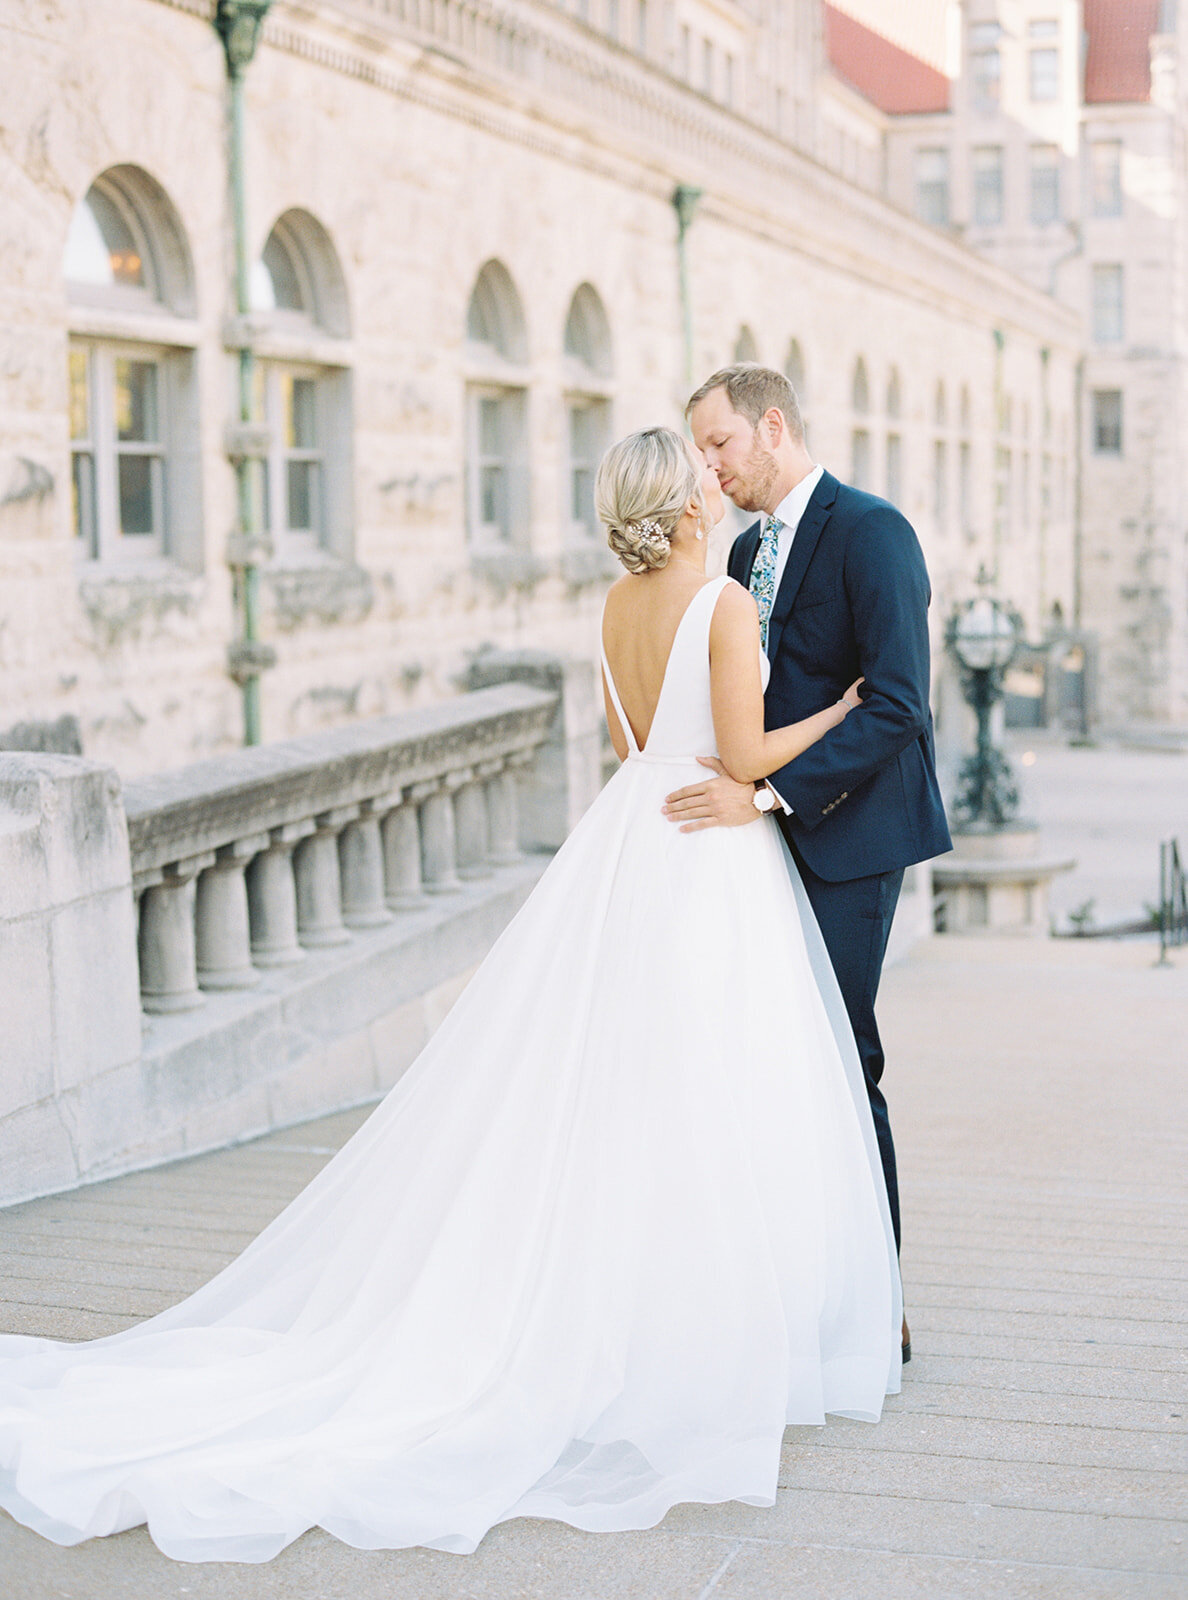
[
  {"xmin": 466, "ymin": 382, "xmax": 526, "ymax": 549},
  {"xmin": 971, "ymin": 46, "xmax": 1001, "ymax": 112},
  {"xmin": 1092, "ymin": 389, "xmax": 1123, "ymax": 455},
  {"xmin": 69, "ymin": 336, "xmax": 170, "ymax": 563},
  {"xmin": 1090, "ymin": 141, "xmax": 1123, "ymax": 218},
  {"xmin": 1030, "ymin": 144, "xmax": 1061, "ymax": 226},
  {"xmin": 1092, "ymin": 263, "xmax": 1125, "ymax": 344},
  {"xmin": 255, "ymin": 362, "xmax": 328, "ymax": 558},
  {"xmin": 1029, "ymin": 45, "xmax": 1059, "ymax": 102},
  {"xmin": 972, "ymin": 145, "xmax": 1005, "ymax": 227},
  {"xmin": 915, "ymin": 147, "xmax": 950, "ymax": 226}
]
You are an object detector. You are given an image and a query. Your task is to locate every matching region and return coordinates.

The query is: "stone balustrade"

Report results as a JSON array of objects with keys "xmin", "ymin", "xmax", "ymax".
[{"xmin": 123, "ymin": 685, "xmax": 556, "ymax": 1015}]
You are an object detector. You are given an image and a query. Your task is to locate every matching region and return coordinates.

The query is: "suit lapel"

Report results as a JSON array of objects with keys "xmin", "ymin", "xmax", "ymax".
[
  {"xmin": 731, "ymin": 519, "xmax": 762, "ymax": 586},
  {"xmin": 765, "ymin": 470, "xmax": 838, "ymax": 664}
]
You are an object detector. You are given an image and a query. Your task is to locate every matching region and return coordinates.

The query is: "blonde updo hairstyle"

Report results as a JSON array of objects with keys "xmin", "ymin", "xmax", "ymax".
[{"xmin": 594, "ymin": 426, "xmax": 704, "ymax": 574}]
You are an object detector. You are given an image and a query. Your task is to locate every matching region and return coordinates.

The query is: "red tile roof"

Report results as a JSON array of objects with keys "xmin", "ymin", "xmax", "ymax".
[
  {"xmin": 1084, "ymin": 0, "xmax": 1161, "ymax": 104},
  {"xmin": 823, "ymin": 3, "xmax": 950, "ymax": 115}
]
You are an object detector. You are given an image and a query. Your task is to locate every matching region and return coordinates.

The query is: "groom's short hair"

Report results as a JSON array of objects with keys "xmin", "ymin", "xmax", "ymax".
[{"xmin": 686, "ymin": 364, "xmax": 804, "ymax": 442}]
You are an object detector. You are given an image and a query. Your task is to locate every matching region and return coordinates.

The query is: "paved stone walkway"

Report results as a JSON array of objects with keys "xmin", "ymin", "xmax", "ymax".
[{"xmin": 1, "ymin": 930, "xmax": 1185, "ymax": 1599}]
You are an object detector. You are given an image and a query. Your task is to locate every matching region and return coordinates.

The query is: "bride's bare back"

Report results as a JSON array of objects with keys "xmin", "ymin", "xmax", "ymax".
[{"xmin": 600, "ymin": 569, "xmax": 717, "ymax": 755}]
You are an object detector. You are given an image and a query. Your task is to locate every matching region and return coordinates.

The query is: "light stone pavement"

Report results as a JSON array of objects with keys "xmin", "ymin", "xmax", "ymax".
[
  {"xmin": 1, "ymin": 931, "xmax": 1183, "ymax": 1600},
  {"xmin": 2, "ymin": 728, "xmax": 1187, "ymax": 1598},
  {"xmin": 1003, "ymin": 732, "xmax": 1188, "ymax": 930}
]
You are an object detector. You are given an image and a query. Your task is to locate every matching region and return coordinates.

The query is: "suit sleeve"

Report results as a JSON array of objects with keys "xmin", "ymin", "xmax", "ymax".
[{"xmin": 767, "ymin": 505, "xmax": 933, "ymax": 828}]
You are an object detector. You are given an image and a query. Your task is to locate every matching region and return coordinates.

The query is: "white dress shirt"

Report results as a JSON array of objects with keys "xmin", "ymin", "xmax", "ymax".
[
  {"xmin": 757, "ymin": 464, "xmax": 824, "ymax": 814},
  {"xmin": 765, "ymin": 464, "xmax": 824, "ymax": 620}
]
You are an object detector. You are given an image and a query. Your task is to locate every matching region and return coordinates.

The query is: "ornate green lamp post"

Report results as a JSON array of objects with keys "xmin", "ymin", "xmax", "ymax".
[
  {"xmin": 215, "ymin": 0, "xmax": 275, "ymax": 745},
  {"xmin": 946, "ymin": 576, "xmax": 1022, "ymax": 829}
]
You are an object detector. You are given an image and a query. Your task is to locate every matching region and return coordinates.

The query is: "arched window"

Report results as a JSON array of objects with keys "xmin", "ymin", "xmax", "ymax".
[
  {"xmin": 885, "ymin": 367, "xmax": 903, "ymax": 505},
  {"xmin": 850, "ymin": 358, "xmax": 871, "ymax": 489},
  {"xmin": 733, "ymin": 325, "xmax": 759, "ymax": 363},
  {"xmin": 465, "ymin": 260, "xmax": 529, "ymax": 548},
  {"xmin": 65, "ymin": 168, "xmax": 197, "ymax": 564},
  {"xmin": 249, "ymin": 210, "xmax": 352, "ymax": 561},
  {"xmin": 563, "ymin": 284, "xmax": 613, "ymax": 543}
]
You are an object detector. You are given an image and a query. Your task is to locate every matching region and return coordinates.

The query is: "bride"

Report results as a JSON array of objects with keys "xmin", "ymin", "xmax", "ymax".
[{"xmin": 0, "ymin": 426, "xmax": 901, "ymax": 1564}]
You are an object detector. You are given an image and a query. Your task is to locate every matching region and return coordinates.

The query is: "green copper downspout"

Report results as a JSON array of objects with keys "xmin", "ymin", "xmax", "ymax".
[
  {"xmin": 673, "ymin": 185, "xmax": 702, "ymax": 393},
  {"xmin": 215, "ymin": 0, "xmax": 274, "ymax": 746}
]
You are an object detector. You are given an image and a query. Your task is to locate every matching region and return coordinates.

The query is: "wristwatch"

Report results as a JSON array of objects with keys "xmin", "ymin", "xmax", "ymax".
[{"xmin": 752, "ymin": 783, "xmax": 778, "ymax": 815}]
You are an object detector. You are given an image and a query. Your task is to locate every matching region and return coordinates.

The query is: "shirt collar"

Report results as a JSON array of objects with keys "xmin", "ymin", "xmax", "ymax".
[{"xmin": 771, "ymin": 464, "xmax": 824, "ymax": 536}]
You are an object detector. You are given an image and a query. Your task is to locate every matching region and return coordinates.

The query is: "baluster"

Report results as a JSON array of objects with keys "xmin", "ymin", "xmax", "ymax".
[
  {"xmin": 293, "ymin": 807, "xmax": 356, "ymax": 947},
  {"xmin": 487, "ymin": 756, "xmax": 525, "ymax": 866},
  {"xmin": 473, "ymin": 758, "xmax": 511, "ymax": 867},
  {"xmin": 419, "ymin": 780, "xmax": 462, "ymax": 893},
  {"xmin": 246, "ymin": 822, "xmax": 311, "ymax": 967},
  {"xmin": 339, "ymin": 801, "xmax": 392, "ymax": 928},
  {"xmin": 195, "ymin": 834, "xmax": 269, "ymax": 990},
  {"xmin": 383, "ymin": 789, "xmax": 428, "ymax": 910},
  {"xmin": 454, "ymin": 772, "xmax": 491, "ymax": 880},
  {"xmin": 137, "ymin": 854, "xmax": 215, "ymax": 1014}
]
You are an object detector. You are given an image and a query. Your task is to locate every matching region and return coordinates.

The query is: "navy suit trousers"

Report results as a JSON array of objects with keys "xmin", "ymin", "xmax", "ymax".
[{"xmin": 787, "ymin": 838, "xmax": 905, "ymax": 1254}]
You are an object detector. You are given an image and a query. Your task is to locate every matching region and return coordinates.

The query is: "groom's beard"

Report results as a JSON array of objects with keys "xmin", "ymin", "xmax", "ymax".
[{"xmin": 722, "ymin": 444, "xmax": 779, "ymax": 514}]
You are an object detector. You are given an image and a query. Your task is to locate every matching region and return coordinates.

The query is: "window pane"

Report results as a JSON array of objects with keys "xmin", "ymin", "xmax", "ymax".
[
  {"xmin": 118, "ymin": 453, "xmax": 156, "ymax": 536},
  {"xmin": 959, "ymin": 442, "xmax": 971, "ymax": 528},
  {"xmin": 1093, "ymin": 390, "xmax": 1122, "ymax": 453},
  {"xmin": 569, "ymin": 402, "xmax": 594, "ymax": 459},
  {"xmin": 260, "ymin": 230, "xmax": 305, "ymax": 313},
  {"xmin": 1091, "ymin": 141, "xmax": 1122, "ymax": 217},
  {"xmin": 286, "ymin": 375, "xmax": 317, "ymax": 449},
  {"xmin": 69, "ymin": 348, "xmax": 90, "ymax": 440},
  {"xmin": 915, "ymin": 148, "xmax": 949, "ymax": 225},
  {"xmin": 1030, "ymin": 47, "xmax": 1058, "ymax": 100},
  {"xmin": 572, "ymin": 466, "xmax": 594, "ymax": 526},
  {"xmin": 479, "ymin": 396, "xmax": 502, "ymax": 456},
  {"xmin": 64, "ymin": 188, "xmax": 145, "ymax": 288},
  {"xmin": 115, "ymin": 359, "xmax": 159, "ymax": 443},
  {"xmin": 71, "ymin": 452, "xmax": 95, "ymax": 550},
  {"xmin": 886, "ymin": 433, "xmax": 902, "ymax": 505},
  {"xmin": 480, "ymin": 464, "xmax": 505, "ymax": 532},
  {"xmin": 1092, "ymin": 264, "xmax": 1124, "ymax": 342},
  {"xmin": 973, "ymin": 147, "xmax": 1003, "ymax": 226},
  {"xmin": 933, "ymin": 440, "xmax": 947, "ymax": 525},
  {"xmin": 1030, "ymin": 146, "xmax": 1060, "ymax": 224},
  {"xmin": 972, "ymin": 48, "xmax": 1000, "ymax": 109},
  {"xmin": 286, "ymin": 459, "xmax": 317, "ymax": 531},
  {"xmin": 851, "ymin": 429, "xmax": 871, "ymax": 491}
]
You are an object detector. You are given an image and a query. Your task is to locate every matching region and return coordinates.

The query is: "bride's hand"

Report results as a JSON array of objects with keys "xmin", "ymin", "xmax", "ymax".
[{"xmin": 841, "ymin": 677, "xmax": 865, "ymax": 712}]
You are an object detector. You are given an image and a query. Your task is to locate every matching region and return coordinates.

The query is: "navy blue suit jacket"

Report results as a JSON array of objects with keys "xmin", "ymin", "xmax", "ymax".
[{"xmin": 728, "ymin": 470, "xmax": 952, "ymax": 883}]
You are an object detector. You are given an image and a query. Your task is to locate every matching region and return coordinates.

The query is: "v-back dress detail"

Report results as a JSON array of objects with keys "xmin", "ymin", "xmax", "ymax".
[{"xmin": 0, "ymin": 575, "xmax": 901, "ymax": 1564}]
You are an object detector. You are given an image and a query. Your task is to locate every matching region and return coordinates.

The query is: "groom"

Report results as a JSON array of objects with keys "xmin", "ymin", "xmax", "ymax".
[{"xmin": 672, "ymin": 365, "xmax": 951, "ymax": 1355}]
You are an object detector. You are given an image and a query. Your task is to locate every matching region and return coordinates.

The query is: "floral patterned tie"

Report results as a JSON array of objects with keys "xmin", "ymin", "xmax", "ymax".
[{"xmin": 750, "ymin": 514, "xmax": 783, "ymax": 652}]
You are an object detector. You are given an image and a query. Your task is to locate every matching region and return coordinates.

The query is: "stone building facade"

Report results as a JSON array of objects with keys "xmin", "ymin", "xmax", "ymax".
[
  {"xmin": 832, "ymin": 0, "xmax": 1188, "ymax": 726},
  {"xmin": 0, "ymin": 0, "xmax": 1080, "ymax": 776}
]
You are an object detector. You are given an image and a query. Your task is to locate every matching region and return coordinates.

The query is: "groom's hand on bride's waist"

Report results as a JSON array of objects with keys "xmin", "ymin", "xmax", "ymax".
[{"xmin": 662, "ymin": 758, "xmax": 763, "ymax": 832}]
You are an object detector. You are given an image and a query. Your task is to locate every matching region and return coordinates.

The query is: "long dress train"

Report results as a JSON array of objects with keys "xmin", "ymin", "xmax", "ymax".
[{"xmin": 0, "ymin": 574, "xmax": 901, "ymax": 1562}]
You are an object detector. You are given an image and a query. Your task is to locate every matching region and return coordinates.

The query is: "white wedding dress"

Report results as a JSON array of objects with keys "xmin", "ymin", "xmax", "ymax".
[{"xmin": 0, "ymin": 575, "xmax": 901, "ymax": 1563}]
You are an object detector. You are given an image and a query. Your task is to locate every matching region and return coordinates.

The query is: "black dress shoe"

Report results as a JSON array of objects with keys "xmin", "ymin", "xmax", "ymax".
[{"xmin": 901, "ymin": 1337, "xmax": 911, "ymax": 1364}]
